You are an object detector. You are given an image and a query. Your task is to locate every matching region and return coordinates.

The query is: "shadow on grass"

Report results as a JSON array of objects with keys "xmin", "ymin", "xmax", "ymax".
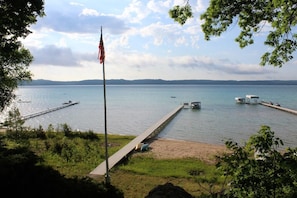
[{"xmin": 0, "ymin": 146, "xmax": 123, "ymax": 198}]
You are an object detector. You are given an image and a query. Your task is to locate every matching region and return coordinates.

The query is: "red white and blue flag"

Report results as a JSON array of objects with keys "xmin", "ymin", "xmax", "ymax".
[{"xmin": 98, "ymin": 30, "xmax": 105, "ymax": 64}]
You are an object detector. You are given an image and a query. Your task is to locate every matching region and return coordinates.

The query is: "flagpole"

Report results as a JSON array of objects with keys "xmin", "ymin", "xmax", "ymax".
[{"xmin": 100, "ymin": 26, "xmax": 110, "ymax": 185}]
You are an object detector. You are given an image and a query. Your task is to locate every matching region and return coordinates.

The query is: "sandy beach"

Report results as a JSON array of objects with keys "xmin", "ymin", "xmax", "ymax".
[{"xmin": 144, "ymin": 138, "xmax": 228, "ymax": 164}]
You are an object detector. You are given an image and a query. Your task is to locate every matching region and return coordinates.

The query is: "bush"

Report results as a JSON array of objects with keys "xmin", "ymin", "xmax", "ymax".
[{"xmin": 216, "ymin": 125, "xmax": 297, "ymax": 197}]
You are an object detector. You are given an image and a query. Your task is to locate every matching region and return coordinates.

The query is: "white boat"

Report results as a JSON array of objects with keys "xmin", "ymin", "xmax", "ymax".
[
  {"xmin": 235, "ymin": 97, "xmax": 245, "ymax": 104},
  {"xmin": 191, "ymin": 102, "xmax": 201, "ymax": 109},
  {"xmin": 245, "ymin": 95, "xmax": 260, "ymax": 104}
]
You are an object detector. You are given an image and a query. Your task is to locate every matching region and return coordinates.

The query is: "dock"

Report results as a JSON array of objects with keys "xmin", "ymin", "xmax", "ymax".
[
  {"xmin": 89, "ymin": 105, "xmax": 184, "ymax": 176},
  {"xmin": 260, "ymin": 102, "xmax": 297, "ymax": 115},
  {"xmin": 21, "ymin": 101, "xmax": 79, "ymax": 120}
]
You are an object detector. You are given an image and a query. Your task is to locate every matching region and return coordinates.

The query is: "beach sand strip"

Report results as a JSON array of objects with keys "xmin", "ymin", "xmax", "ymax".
[{"xmin": 143, "ymin": 138, "xmax": 228, "ymax": 164}]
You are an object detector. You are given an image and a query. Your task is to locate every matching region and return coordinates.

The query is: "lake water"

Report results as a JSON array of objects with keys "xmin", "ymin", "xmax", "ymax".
[{"xmin": 3, "ymin": 84, "xmax": 297, "ymax": 147}]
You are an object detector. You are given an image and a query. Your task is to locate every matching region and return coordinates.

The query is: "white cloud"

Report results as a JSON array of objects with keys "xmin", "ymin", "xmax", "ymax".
[
  {"xmin": 121, "ymin": 0, "xmax": 150, "ymax": 23},
  {"xmin": 56, "ymin": 38, "xmax": 68, "ymax": 48},
  {"xmin": 79, "ymin": 8, "xmax": 100, "ymax": 16},
  {"xmin": 23, "ymin": 0, "xmax": 297, "ymax": 81},
  {"xmin": 147, "ymin": 0, "xmax": 171, "ymax": 13},
  {"xmin": 69, "ymin": 2, "xmax": 84, "ymax": 7},
  {"xmin": 139, "ymin": 22, "xmax": 193, "ymax": 47},
  {"xmin": 193, "ymin": 0, "xmax": 207, "ymax": 13}
]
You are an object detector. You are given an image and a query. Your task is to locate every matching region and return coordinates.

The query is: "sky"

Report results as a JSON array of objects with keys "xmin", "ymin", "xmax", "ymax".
[{"xmin": 22, "ymin": 0, "xmax": 297, "ymax": 81}]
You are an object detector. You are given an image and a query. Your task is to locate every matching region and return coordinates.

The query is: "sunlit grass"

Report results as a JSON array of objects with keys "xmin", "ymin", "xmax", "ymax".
[
  {"xmin": 3, "ymin": 128, "xmax": 227, "ymax": 197},
  {"xmin": 119, "ymin": 155, "xmax": 223, "ymax": 183}
]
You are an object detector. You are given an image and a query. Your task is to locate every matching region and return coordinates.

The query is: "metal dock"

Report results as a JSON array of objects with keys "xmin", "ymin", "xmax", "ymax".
[
  {"xmin": 21, "ymin": 101, "xmax": 80, "ymax": 120},
  {"xmin": 260, "ymin": 102, "xmax": 297, "ymax": 115},
  {"xmin": 89, "ymin": 105, "xmax": 184, "ymax": 176}
]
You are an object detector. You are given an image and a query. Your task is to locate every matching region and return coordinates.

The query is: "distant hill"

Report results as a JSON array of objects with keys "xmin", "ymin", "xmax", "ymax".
[{"xmin": 18, "ymin": 79, "xmax": 297, "ymax": 86}]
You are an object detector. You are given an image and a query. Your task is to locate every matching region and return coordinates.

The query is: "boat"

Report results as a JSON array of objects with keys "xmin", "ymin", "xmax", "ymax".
[
  {"xmin": 183, "ymin": 102, "xmax": 190, "ymax": 108},
  {"xmin": 235, "ymin": 97, "xmax": 245, "ymax": 104},
  {"xmin": 245, "ymin": 95, "xmax": 260, "ymax": 104},
  {"xmin": 62, "ymin": 100, "xmax": 72, "ymax": 105},
  {"xmin": 17, "ymin": 99, "xmax": 31, "ymax": 103},
  {"xmin": 191, "ymin": 102, "xmax": 201, "ymax": 109}
]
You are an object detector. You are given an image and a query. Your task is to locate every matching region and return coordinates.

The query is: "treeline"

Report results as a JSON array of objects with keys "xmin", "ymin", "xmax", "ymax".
[{"xmin": 19, "ymin": 79, "xmax": 297, "ymax": 86}]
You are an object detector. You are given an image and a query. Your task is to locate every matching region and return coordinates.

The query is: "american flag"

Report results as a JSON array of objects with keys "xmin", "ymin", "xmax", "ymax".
[{"xmin": 98, "ymin": 30, "xmax": 105, "ymax": 64}]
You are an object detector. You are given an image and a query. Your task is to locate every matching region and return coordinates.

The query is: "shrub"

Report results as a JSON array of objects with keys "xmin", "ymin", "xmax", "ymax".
[{"xmin": 216, "ymin": 125, "xmax": 297, "ymax": 197}]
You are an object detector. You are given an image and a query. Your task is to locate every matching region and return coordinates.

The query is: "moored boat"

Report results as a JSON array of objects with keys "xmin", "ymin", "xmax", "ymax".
[
  {"xmin": 245, "ymin": 95, "xmax": 260, "ymax": 104},
  {"xmin": 235, "ymin": 97, "xmax": 245, "ymax": 104},
  {"xmin": 191, "ymin": 101, "xmax": 201, "ymax": 109},
  {"xmin": 63, "ymin": 100, "xmax": 72, "ymax": 105}
]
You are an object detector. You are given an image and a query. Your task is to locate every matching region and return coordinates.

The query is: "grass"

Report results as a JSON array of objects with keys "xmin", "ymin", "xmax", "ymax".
[
  {"xmin": 94, "ymin": 153, "xmax": 226, "ymax": 197},
  {"xmin": 119, "ymin": 155, "xmax": 220, "ymax": 180},
  {"xmin": 2, "ymin": 129, "xmax": 226, "ymax": 197}
]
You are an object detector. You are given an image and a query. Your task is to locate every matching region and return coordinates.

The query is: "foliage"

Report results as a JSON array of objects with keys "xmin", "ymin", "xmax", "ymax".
[
  {"xmin": 4, "ymin": 107, "xmax": 25, "ymax": 132},
  {"xmin": 0, "ymin": 0, "xmax": 45, "ymax": 111},
  {"xmin": 4, "ymin": 124, "xmax": 133, "ymax": 177},
  {"xmin": 216, "ymin": 125, "xmax": 297, "ymax": 197},
  {"xmin": 0, "ymin": 145, "xmax": 124, "ymax": 197},
  {"xmin": 3, "ymin": 122, "xmax": 297, "ymax": 197},
  {"xmin": 168, "ymin": 1, "xmax": 193, "ymax": 25},
  {"xmin": 169, "ymin": 1, "xmax": 297, "ymax": 67},
  {"xmin": 0, "ymin": 125, "xmax": 133, "ymax": 197},
  {"xmin": 1, "ymin": 122, "xmax": 217, "ymax": 197}
]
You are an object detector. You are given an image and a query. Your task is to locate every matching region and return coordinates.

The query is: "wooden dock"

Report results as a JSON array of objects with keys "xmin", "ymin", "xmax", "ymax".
[
  {"xmin": 21, "ymin": 101, "xmax": 79, "ymax": 120},
  {"xmin": 89, "ymin": 105, "xmax": 184, "ymax": 176},
  {"xmin": 260, "ymin": 102, "xmax": 297, "ymax": 115}
]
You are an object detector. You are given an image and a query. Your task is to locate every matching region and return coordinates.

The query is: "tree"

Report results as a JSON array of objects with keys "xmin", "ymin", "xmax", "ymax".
[
  {"xmin": 169, "ymin": 1, "xmax": 297, "ymax": 67},
  {"xmin": 216, "ymin": 125, "xmax": 297, "ymax": 197},
  {"xmin": 4, "ymin": 107, "xmax": 25, "ymax": 131},
  {"xmin": 0, "ymin": 0, "xmax": 45, "ymax": 111},
  {"xmin": 168, "ymin": 1, "xmax": 193, "ymax": 26}
]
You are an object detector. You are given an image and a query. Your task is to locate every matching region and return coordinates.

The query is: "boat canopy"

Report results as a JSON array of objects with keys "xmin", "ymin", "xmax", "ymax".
[
  {"xmin": 235, "ymin": 97, "xmax": 245, "ymax": 100},
  {"xmin": 246, "ymin": 95, "xmax": 259, "ymax": 99}
]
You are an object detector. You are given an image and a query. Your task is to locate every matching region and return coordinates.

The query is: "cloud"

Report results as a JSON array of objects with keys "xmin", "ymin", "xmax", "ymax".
[
  {"xmin": 103, "ymin": 46, "xmax": 271, "ymax": 77},
  {"xmin": 121, "ymin": 0, "xmax": 150, "ymax": 24},
  {"xmin": 31, "ymin": 45, "xmax": 83, "ymax": 66},
  {"xmin": 139, "ymin": 22, "xmax": 192, "ymax": 46},
  {"xmin": 164, "ymin": 55, "xmax": 270, "ymax": 76},
  {"xmin": 69, "ymin": 2, "xmax": 84, "ymax": 7},
  {"xmin": 25, "ymin": 0, "xmax": 291, "ymax": 81},
  {"xmin": 147, "ymin": 0, "xmax": 171, "ymax": 13},
  {"xmin": 32, "ymin": 3, "xmax": 128, "ymax": 35},
  {"xmin": 34, "ymin": 13, "xmax": 127, "ymax": 34},
  {"xmin": 79, "ymin": 8, "xmax": 100, "ymax": 16}
]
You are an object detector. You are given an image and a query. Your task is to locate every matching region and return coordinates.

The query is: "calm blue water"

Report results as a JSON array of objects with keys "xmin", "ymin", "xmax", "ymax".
[{"xmin": 3, "ymin": 84, "xmax": 297, "ymax": 147}]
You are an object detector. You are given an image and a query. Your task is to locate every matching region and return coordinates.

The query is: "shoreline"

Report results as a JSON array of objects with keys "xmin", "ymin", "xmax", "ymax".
[{"xmin": 144, "ymin": 138, "xmax": 228, "ymax": 164}]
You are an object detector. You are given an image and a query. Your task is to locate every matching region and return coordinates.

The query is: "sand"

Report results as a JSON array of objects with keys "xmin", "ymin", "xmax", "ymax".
[{"xmin": 145, "ymin": 138, "xmax": 228, "ymax": 164}]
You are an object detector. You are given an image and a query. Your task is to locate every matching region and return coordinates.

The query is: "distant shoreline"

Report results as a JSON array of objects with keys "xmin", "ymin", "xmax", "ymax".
[{"xmin": 19, "ymin": 79, "xmax": 297, "ymax": 86}]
